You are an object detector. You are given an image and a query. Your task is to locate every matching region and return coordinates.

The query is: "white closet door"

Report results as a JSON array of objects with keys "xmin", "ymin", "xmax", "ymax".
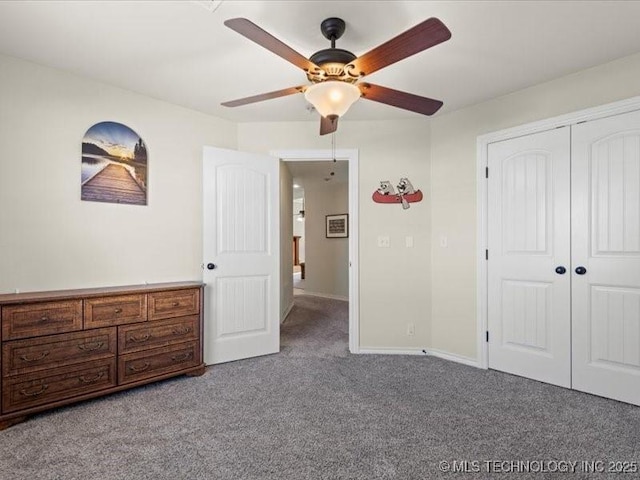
[
  {"xmin": 488, "ymin": 127, "xmax": 571, "ymax": 387},
  {"xmin": 572, "ymin": 110, "xmax": 640, "ymax": 406}
]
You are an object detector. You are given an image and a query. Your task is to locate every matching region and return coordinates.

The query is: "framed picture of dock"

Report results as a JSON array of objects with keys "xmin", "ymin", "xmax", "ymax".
[
  {"xmin": 326, "ymin": 214, "xmax": 348, "ymax": 238},
  {"xmin": 81, "ymin": 121, "xmax": 148, "ymax": 205}
]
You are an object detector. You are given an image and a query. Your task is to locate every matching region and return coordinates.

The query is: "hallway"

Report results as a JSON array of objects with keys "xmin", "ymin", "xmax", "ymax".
[{"xmin": 281, "ymin": 294, "xmax": 349, "ymax": 358}]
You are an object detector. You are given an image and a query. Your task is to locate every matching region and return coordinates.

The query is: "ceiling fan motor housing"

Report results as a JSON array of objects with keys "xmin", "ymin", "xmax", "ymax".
[
  {"xmin": 307, "ymin": 17, "xmax": 359, "ymax": 83},
  {"xmin": 309, "ymin": 48, "xmax": 356, "ymax": 75}
]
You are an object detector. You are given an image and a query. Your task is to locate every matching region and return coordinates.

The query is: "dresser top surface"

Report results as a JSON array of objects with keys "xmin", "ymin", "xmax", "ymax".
[{"xmin": 0, "ymin": 281, "xmax": 204, "ymax": 305}]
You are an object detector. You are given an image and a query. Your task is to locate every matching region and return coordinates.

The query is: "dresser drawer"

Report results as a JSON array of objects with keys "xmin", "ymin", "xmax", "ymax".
[
  {"xmin": 3, "ymin": 328, "xmax": 116, "ymax": 377},
  {"xmin": 2, "ymin": 300, "xmax": 83, "ymax": 341},
  {"xmin": 148, "ymin": 289, "xmax": 199, "ymax": 321},
  {"xmin": 2, "ymin": 358, "xmax": 117, "ymax": 413},
  {"xmin": 118, "ymin": 315, "xmax": 199, "ymax": 354},
  {"xmin": 84, "ymin": 294, "xmax": 147, "ymax": 328},
  {"xmin": 118, "ymin": 341, "xmax": 200, "ymax": 384}
]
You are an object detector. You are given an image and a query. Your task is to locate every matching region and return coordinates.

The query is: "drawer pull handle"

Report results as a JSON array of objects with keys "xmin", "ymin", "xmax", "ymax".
[
  {"xmin": 128, "ymin": 362, "xmax": 150, "ymax": 373},
  {"xmin": 171, "ymin": 352, "xmax": 193, "ymax": 363},
  {"xmin": 129, "ymin": 333, "xmax": 151, "ymax": 343},
  {"xmin": 19, "ymin": 384, "xmax": 49, "ymax": 397},
  {"xmin": 78, "ymin": 341, "xmax": 104, "ymax": 351},
  {"xmin": 19, "ymin": 351, "xmax": 50, "ymax": 362},
  {"xmin": 78, "ymin": 372, "xmax": 104, "ymax": 384},
  {"xmin": 172, "ymin": 302, "xmax": 180, "ymax": 307},
  {"xmin": 172, "ymin": 327, "xmax": 191, "ymax": 336},
  {"xmin": 114, "ymin": 308, "xmax": 123, "ymax": 314},
  {"xmin": 39, "ymin": 316, "xmax": 49, "ymax": 322}
]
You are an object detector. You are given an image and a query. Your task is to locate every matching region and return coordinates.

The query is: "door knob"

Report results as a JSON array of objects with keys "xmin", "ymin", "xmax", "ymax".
[
  {"xmin": 555, "ymin": 266, "xmax": 566, "ymax": 275},
  {"xmin": 575, "ymin": 266, "xmax": 587, "ymax": 275},
  {"xmin": 206, "ymin": 263, "xmax": 216, "ymax": 270}
]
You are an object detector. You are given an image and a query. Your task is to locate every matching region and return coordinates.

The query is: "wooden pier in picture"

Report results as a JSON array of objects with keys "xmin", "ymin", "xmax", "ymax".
[{"xmin": 81, "ymin": 163, "xmax": 146, "ymax": 205}]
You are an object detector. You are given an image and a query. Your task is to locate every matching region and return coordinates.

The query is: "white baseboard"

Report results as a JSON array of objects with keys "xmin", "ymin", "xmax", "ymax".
[
  {"xmin": 281, "ymin": 301, "xmax": 294, "ymax": 323},
  {"xmin": 297, "ymin": 290, "xmax": 348, "ymax": 302},
  {"xmin": 426, "ymin": 348, "xmax": 481, "ymax": 368},
  {"xmin": 357, "ymin": 346, "xmax": 481, "ymax": 368},
  {"xmin": 358, "ymin": 347, "xmax": 427, "ymax": 356}
]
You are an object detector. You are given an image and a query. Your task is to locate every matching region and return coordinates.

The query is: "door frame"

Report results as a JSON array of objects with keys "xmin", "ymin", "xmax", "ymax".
[
  {"xmin": 476, "ymin": 94, "xmax": 640, "ymax": 369},
  {"xmin": 271, "ymin": 148, "xmax": 360, "ymax": 354}
]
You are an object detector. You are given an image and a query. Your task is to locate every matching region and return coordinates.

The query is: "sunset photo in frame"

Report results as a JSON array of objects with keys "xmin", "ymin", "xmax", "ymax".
[
  {"xmin": 81, "ymin": 121, "xmax": 148, "ymax": 205},
  {"xmin": 326, "ymin": 214, "xmax": 348, "ymax": 238}
]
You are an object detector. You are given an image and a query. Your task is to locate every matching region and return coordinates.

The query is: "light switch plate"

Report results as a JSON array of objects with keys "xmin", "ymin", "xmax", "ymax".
[{"xmin": 377, "ymin": 236, "xmax": 390, "ymax": 248}]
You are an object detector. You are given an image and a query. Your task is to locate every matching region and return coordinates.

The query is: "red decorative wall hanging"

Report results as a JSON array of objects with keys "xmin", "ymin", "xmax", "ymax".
[{"xmin": 372, "ymin": 178, "xmax": 423, "ymax": 209}]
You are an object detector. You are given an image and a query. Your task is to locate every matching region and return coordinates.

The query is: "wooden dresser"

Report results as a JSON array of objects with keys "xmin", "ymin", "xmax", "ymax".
[{"xmin": 0, "ymin": 282, "xmax": 205, "ymax": 429}]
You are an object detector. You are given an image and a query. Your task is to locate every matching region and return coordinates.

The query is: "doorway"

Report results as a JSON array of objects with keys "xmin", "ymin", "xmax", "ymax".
[
  {"xmin": 273, "ymin": 149, "xmax": 360, "ymax": 354},
  {"xmin": 288, "ymin": 160, "xmax": 349, "ymax": 299}
]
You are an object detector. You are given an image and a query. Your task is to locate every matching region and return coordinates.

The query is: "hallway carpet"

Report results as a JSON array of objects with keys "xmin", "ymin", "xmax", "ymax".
[{"xmin": 0, "ymin": 295, "xmax": 638, "ymax": 479}]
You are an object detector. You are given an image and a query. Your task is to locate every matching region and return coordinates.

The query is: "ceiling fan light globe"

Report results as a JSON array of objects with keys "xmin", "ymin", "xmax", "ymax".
[{"xmin": 304, "ymin": 81, "xmax": 360, "ymax": 118}]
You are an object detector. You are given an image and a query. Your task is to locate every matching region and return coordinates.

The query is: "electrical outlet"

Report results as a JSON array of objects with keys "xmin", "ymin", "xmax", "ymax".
[
  {"xmin": 439, "ymin": 235, "xmax": 448, "ymax": 248},
  {"xmin": 407, "ymin": 323, "xmax": 415, "ymax": 336},
  {"xmin": 377, "ymin": 236, "xmax": 390, "ymax": 248}
]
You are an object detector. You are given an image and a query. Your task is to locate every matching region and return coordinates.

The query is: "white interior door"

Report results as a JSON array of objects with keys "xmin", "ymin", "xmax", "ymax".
[
  {"xmin": 487, "ymin": 127, "xmax": 571, "ymax": 387},
  {"xmin": 571, "ymin": 109, "xmax": 640, "ymax": 406},
  {"xmin": 202, "ymin": 147, "xmax": 280, "ymax": 365}
]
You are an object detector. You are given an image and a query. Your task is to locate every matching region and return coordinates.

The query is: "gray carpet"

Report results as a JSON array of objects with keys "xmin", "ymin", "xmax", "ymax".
[{"xmin": 1, "ymin": 294, "xmax": 639, "ymax": 479}]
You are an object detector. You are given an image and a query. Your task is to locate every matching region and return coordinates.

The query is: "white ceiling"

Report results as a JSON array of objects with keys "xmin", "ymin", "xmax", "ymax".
[{"xmin": 1, "ymin": 1, "xmax": 640, "ymax": 123}]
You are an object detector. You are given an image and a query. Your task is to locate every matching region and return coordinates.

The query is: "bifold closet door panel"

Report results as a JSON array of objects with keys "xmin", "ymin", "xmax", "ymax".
[
  {"xmin": 487, "ymin": 127, "xmax": 571, "ymax": 387},
  {"xmin": 571, "ymin": 109, "xmax": 640, "ymax": 406}
]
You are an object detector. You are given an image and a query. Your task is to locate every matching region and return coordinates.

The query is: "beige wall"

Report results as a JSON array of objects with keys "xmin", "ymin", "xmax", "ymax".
[
  {"xmin": 0, "ymin": 54, "xmax": 236, "ymax": 293},
  {"xmin": 430, "ymin": 52, "xmax": 640, "ymax": 360},
  {"xmin": 280, "ymin": 162, "xmax": 294, "ymax": 320},
  {"xmin": 238, "ymin": 120, "xmax": 432, "ymax": 349},
  {"xmin": 303, "ymin": 181, "xmax": 348, "ymax": 299},
  {"xmin": 6, "ymin": 46, "xmax": 640, "ymax": 361}
]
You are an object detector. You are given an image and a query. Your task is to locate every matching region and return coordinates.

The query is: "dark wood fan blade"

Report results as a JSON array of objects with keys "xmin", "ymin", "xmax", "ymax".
[
  {"xmin": 221, "ymin": 86, "xmax": 305, "ymax": 107},
  {"xmin": 224, "ymin": 18, "xmax": 321, "ymax": 73},
  {"xmin": 320, "ymin": 115, "xmax": 338, "ymax": 135},
  {"xmin": 347, "ymin": 18, "xmax": 451, "ymax": 77},
  {"xmin": 359, "ymin": 83, "xmax": 443, "ymax": 116}
]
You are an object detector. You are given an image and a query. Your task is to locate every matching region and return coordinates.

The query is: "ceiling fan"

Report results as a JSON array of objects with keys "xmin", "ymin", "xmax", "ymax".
[{"xmin": 221, "ymin": 16, "xmax": 451, "ymax": 135}]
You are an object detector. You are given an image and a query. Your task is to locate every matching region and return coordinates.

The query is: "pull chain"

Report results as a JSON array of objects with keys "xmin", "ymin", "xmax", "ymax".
[
  {"xmin": 329, "ymin": 132, "xmax": 336, "ymax": 178},
  {"xmin": 332, "ymin": 131, "xmax": 336, "ymax": 162}
]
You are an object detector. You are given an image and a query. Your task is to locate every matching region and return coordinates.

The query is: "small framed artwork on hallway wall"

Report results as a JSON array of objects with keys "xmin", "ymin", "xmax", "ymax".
[{"xmin": 326, "ymin": 214, "xmax": 348, "ymax": 238}]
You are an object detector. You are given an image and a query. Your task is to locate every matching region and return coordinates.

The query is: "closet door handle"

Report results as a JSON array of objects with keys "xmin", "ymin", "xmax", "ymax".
[
  {"xmin": 555, "ymin": 266, "xmax": 566, "ymax": 275},
  {"xmin": 575, "ymin": 266, "xmax": 587, "ymax": 275}
]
